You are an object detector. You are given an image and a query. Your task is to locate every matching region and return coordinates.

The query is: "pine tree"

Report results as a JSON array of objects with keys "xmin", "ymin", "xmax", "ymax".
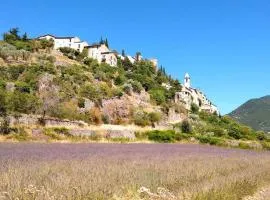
[
  {"xmin": 22, "ymin": 32, "xmax": 28, "ymax": 41},
  {"xmin": 105, "ymin": 38, "xmax": 109, "ymax": 48},
  {"xmin": 99, "ymin": 37, "xmax": 104, "ymax": 44},
  {"xmin": 121, "ymin": 49, "xmax": 125, "ymax": 57}
]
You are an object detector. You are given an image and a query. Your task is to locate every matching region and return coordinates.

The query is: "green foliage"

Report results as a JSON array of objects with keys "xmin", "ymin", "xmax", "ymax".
[
  {"xmin": 147, "ymin": 130, "xmax": 176, "ymax": 143},
  {"xmin": 0, "ymin": 117, "xmax": 11, "ymax": 135},
  {"xmin": 0, "ymin": 90, "xmax": 7, "ymax": 116},
  {"xmin": 238, "ymin": 142, "xmax": 251, "ymax": 149},
  {"xmin": 175, "ymin": 133, "xmax": 193, "ymax": 141},
  {"xmin": 149, "ymin": 88, "xmax": 166, "ymax": 105},
  {"xmin": 191, "ymin": 103, "xmax": 199, "ymax": 114},
  {"xmin": 52, "ymin": 127, "xmax": 70, "ymax": 136},
  {"xmin": 196, "ymin": 135, "xmax": 225, "ymax": 146},
  {"xmin": 6, "ymin": 91, "xmax": 40, "ymax": 114},
  {"xmin": 148, "ymin": 112, "xmax": 161, "ymax": 124},
  {"xmin": 59, "ymin": 47, "xmax": 80, "ymax": 60},
  {"xmin": 256, "ymin": 131, "xmax": 267, "ymax": 141},
  {"xmin": 181, "ymin": 119, "xmax": 192, "ymax": 133},
  {"xmin": 15, "ymin": 81, "xmax": 31, "ymax": 93},
  {"xmin": 133, "ymin": 110, "xmax": 150, "ymax": 127}
]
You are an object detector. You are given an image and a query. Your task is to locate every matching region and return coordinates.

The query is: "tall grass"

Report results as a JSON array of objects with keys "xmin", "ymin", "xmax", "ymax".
[{"xmin": 0, "ymin": 143, "xmax": 269, "ymax": 199}]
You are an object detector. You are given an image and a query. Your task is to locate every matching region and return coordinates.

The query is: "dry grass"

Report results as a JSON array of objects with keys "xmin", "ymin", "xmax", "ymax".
[{"xmin": 0, "ymin": 143, "xmax": 269, "ymax": 200}]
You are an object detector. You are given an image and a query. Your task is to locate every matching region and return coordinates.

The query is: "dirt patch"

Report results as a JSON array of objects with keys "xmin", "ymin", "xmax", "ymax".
[{"xmin": 244, "ymin": 186, "xmax": 270, "ymax": 200}]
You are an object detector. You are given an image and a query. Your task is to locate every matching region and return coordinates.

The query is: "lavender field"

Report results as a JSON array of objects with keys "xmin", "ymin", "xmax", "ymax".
[{"xmin": 0, "ymin": 143, "xmax": 270, "ymax": 200}]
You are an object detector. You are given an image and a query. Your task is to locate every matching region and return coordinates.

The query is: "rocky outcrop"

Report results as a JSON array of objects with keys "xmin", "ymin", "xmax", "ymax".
[{"xmin": 101, "ymin": 91, "xmax": 151, "ymax": 123}]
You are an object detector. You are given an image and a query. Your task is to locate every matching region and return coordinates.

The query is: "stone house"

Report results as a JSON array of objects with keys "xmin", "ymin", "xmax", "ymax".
[
  {"xmin": 85, "ymin": 43, "xmax": 117, "ymax": 66},
  {"xmin": 37, "ymin": 34, "xmax": 88, "ymax": 52}
]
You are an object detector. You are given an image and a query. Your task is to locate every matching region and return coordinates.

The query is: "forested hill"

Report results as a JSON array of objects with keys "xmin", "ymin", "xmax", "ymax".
[{"xmin": 229, "ymin": 96, "xmax": 270, "ymax": 132}]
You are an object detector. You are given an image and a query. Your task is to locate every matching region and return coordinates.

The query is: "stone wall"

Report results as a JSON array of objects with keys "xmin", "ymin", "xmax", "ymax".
[{"xmin": 8, "ymin": 114, "xmax": 87, "ymax": 127}]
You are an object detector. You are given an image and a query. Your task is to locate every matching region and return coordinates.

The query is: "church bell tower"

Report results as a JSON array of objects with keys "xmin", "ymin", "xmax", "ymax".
[{"xmin": 184, "ymin": 73, "xmax": 191, "ymax": 88}]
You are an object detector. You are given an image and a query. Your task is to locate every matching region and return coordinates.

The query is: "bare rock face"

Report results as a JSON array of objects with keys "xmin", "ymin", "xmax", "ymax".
[{"xmin": 101, "ymin": 91, "xmax": 151, "ymax": 123}]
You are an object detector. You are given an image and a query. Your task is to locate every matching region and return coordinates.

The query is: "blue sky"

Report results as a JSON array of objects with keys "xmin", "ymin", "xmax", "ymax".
[{"xmin": 1, "ymin": 0, "xmax": 270, "ymax": 114}]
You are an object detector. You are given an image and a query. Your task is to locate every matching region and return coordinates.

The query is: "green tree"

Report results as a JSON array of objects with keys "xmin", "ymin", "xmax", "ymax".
[
  {"xmin": 181, "ymin": 120, "xmax": 192, "ymax": 133},
  {"xmin": 149, "ymin": 88, "xmax": 166, "ymax": 105},
  {"xmin": 191, "ymin": 103, "xmax": 199, "ymax": 114},
  {"xmin": 22, "ymin": 32, "xmax": 28, "ymax": 41},
  {"xmin": 148, "ymin": 112, "xmax": 161, "ymax": 127}
]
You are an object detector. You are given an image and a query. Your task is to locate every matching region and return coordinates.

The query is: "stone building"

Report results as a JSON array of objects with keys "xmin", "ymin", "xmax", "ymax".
[
  {"xmin": 175, "ymin": 73, "xmax": 219, "ymax": 114},
  {"xmin": 85, "ymin": 43, "xmax": 117, "ymax": 66},
  {"xmin": 37, "ymin": 34, "xmax": 88, "ymax": 52}
]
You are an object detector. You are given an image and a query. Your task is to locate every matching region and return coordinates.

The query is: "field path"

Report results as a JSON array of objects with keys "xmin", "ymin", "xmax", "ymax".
[{"xmin": 244, "ymin": 186, "xmax": 270, "ymax": 200}]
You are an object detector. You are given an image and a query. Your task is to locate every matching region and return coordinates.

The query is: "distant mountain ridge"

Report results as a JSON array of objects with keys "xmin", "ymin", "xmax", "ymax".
[{"xmin": 229, "ymin": 95, "xmax": 270, "ymax": 132}]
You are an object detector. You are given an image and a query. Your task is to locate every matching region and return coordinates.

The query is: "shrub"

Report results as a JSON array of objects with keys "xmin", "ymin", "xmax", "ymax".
[
  {"xmin": 102, "ymin": 115, "xmax": 110, "ymax": 124},
  {"xmin": 135, "ymin": 131, "xmax": 148, "ymax": 140},
  {"xmin": 149, "ymin": 88, "xmax": 166, "ymax": 105},
  {"xmin": 256, "ymin": 131, "xmax": 266, "ymax": 141},
  {"xmin": 196, "ymin": 135, "xmax": 224, "ymax": 146},
  {"xmin": 175, "ymin": 133, "xmax": 192, "ymax": 141},
  {"xmin": 228, "ymin": 126, "xmax": 243, "ymax": 140},
  {"xmin": 147, "ymin": 130, "xmax": 175, "ymax": 143},
  {"xmin": 77, "ymin": 98, "xmax": 85, "ymax": 108},
  {"xmin": 89, "ymin": 107, "xmax": 102, "ymax": 125},
  {"xmin": 209, "ymin": 127, "xmax": 226, "ymax": 137},
  {"xmin": 52, "ymin": 127, "xmax": 70, "ymax": 136},
  {"xmin": 0, "ymin": 117, "xmax": 11, "ymax": 135},
  {"xmin": 15, "ymin": 81, "xmax": 31, "ymax": 93},
  {"xmin": 127, "ymin": 79, "xmax": 143, "ymax": 93},
  {"xmin": 181, "ymin": 120, "xmax": 192, "ymax": 133},
  {"xmin": 238, "ymin": 142, "xmax": 251, "ymax": 149},
  {"xmin": 122, "ymin": 83, "xmax": 132, "ymax": 95},
  {"xmin": 261, "ymin": 141, "xmax": 270, "ymax": 150},
  {"xmin": 148, "ymin": 112, "xmax": 161, "ymax": 127},
  {"xmin": 133, "ymin": 110, "xmax": 150, "ymax": 127},
  {"xmin": 191, "ymin": 103, "xmax": 199, "ymax": 114}
]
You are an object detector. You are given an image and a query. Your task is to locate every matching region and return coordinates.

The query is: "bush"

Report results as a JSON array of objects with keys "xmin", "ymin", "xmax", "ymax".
[
  {"xmin": 191, "ymin": 103, "xmax": 199, "ymax": 114},
  {"xmin": 88, "ymin": 107, "xmax": 102, "ymax": 125},
  {"xmin": 209, "ymin": 127, "xmax": 226, "ymax": 137},
  {"xmin": 133, "ymin": 110, "xmax": 150, "ymax": 127},
  {"xmin": 256, "ymin": 131, "xmax": 266, "ymax": 141},
  {"xmin": 77, "ymin": 98, "xmax": 85, "ymax": 108},
  {"xmin": 15, "ymin": 81, "xmax": 31, "ymax": 93},
  {"xmin": 175, "ymin": 133, "xmax": 192, "ymax": 141},
  {"xmin": 148, "ymin": 112, "xmax": 161, "ymax": 127},
  {"xmin": 261, "ymin": 141, "xmax": 270, "ymax": 150},
  {"xmin": 228, "ymin": 126, "xmax": 243, "ymax": 140},
  {"xmin": 238, "ymin": 142, "xmax": 251, "ymax": 149},
  {"xmin": 196, "ymin": 135, "xmax": 224, "ymax": 146},
  {"xmin": 181, "ymin": 120, "xmax": 192, "ymax": 133},
  {"xmin": 149, "ymin": 88, "xmax": 166, "ymax": 105},
  {"xmin": 52, "ymin": 127, "xmax": 70, "ymax": 136},
  {"xmin": 0, "ymin": 117, "xmax": 11, "ymax": 135},
  {"xmin": 147, "ymin": 130, "xmax": 175, "ymax": 143},
  {"xmin": 102, "ymin": 115, "xmax": 110, "ymax": 124}
]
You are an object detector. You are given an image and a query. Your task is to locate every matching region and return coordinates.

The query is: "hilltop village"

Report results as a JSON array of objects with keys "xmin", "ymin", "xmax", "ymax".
[
  {"xmin": 37, "ymin": 34, "xmax": 158, "ymax": 67},
  {"xmin": 37, "ymin": 34, "xmax": 218, "ymax": 115}
]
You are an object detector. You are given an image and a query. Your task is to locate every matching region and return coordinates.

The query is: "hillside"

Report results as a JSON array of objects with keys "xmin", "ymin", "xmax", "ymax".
[
  {"xmin": 0, "ymin": 28, "xmax": 270, "ymax": 150},
  {"xmin": 229, "ymin": 96, "xmax": 270, "ymax": 132},
  {"xmin": 0, "ymin": 28, "xmax": 184, "ymax": 128}
]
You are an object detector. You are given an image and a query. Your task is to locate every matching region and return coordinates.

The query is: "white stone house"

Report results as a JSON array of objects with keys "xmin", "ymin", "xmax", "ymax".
[
  {"xmin": 175, "ymin": 73, "xmax": 219, "ymax": 115},
  {"xmin": 85, "ymin": 43, "xmax": 117, "ymax": 66},
  {"xmin": 37, "ymin": 34, "xmax": 88, "ymax": 52}
]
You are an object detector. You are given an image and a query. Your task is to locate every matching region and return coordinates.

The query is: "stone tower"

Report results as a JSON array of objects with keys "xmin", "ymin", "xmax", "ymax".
[{"xmin": 184, "ymin": 73, "xmax": 191, "ymax": 88}]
